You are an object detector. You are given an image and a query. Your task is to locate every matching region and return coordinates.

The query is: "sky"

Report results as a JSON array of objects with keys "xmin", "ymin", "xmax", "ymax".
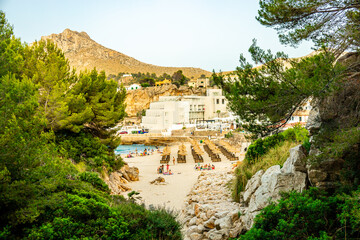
[{"xmin": 1, "ymin": 0, "xmax": 314, "ymax": 72}]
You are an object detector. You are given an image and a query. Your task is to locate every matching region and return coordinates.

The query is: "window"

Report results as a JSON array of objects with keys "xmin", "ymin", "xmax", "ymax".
[
  {"xmin": 216, "ymin": 99, "xmax": 219, "ymax": 104},
  {"xmin": 299, "ymin": 117, "xmax": 302, "ymax": 122},
  {"xmin": 222, "ymin": 99, "xmax": 225, "ymax": 104},
  {"xmin": 291, "ymin": 116, "xmax": 294, "ymax": 121}
]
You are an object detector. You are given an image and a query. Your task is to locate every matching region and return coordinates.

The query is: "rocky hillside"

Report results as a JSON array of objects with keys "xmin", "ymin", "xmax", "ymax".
[
  {"xmin": 125, "ymin": 84, "xmax": 206, "ymax": 117},
  {"xmin": 41, "ymin": 29, "xmax": 211, "ymax": 78}
]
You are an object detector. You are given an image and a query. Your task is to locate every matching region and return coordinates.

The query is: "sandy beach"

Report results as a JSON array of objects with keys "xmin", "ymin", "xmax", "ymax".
[{"xmin": 123, "ymin": 142, "xmax": 243, "ymax": 211}]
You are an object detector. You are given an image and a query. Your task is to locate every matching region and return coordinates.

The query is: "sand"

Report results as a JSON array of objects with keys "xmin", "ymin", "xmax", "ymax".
[{"xmin": 123, "ymin": 142, "xmax": 244, "ymax": 211}]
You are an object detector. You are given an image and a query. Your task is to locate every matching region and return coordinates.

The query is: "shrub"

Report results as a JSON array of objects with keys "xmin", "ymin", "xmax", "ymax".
[
  {"xmin": 114, "ymin": 202, "xmax": 182, "ymax": 240},
  {"xmin": 238, "ymin": 188, "xmax": 360, "ymax": 239},
  {"xmin": 79, "ymin": 171, "xmax": 110, "ymax": 194},
  {"xmin": 225, "ymin": 131, "xmax": 233, "ymax": 138},
  {"xmin": 245, "ymin": 126, "xmax": 309, "ymax": 164}
]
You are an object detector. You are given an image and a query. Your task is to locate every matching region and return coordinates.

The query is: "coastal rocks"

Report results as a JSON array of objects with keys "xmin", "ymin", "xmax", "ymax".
[
  {"xmin": 150, "ymin": 176, "xmax": 167, "ymax": 185},
  {"xmin": 239, "ymin": 145, "xmax": 308, "ymax": 231},
  {"xmin": 180, "ymin": 172, "xmax": 241, "ymax": 240},
  {"xmin": 120, "ymin": 164, "xmax": 139, "ymax": 181},
  {"xmin": 103, "ymin": 163, "xmax": 140, "ymax": 195}
]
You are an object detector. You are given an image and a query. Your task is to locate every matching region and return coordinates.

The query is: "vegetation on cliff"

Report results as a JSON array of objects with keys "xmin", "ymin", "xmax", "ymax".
[
  {"xmin": 0, "ymin": 11, "xmax": 181, "ymax": 239},
  {"xmin": 216, "ymin": 0, "xmax": 360, "ymax": 238}
]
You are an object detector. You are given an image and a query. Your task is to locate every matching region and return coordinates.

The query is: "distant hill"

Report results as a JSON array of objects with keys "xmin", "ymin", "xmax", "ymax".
[{"xmin": 41, "ymin": 29, "xmax": 211, "ymax": 78}]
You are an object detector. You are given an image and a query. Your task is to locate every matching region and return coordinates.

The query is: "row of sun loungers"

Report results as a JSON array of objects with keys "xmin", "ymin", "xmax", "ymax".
[
  {"xmin": 217, "ymin": 145, "xmax": 239, "ymax": 161},
  {"xmin": 177, "ymin": 144, "xmax": 187, "ymax": 163},
  {"xmin": 216, "ymin": 140, "xmax": 240, "ymax": 161},
  {"xmin": 160, "ymin": 140, "xmax": 239, "ymax": 164},
  {"xmin": 203, "ymin": 139, "xmax": 222, "ymax": 162},
  {"xmin": 160, "ymin": 154, "xmax": 170, "ymax": 164},
  {"xmin": 189, "ymin": 139, "xmax": 204, "ymax": 163},
  {"xmin": 160, "ymin": 146, "xmax": 171, "ymax": 163}
]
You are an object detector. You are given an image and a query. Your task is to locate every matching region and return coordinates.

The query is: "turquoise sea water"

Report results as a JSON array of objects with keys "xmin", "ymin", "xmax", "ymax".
[{"xmin": 114, "ymin": 144, "xmax": 161, "ymax": 155}]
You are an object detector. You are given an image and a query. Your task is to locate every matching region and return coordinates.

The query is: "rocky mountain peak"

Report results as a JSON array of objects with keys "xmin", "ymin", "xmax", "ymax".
[{"xmin": 40, "ymin": 29, "xmax": 211, "ymax": 78}]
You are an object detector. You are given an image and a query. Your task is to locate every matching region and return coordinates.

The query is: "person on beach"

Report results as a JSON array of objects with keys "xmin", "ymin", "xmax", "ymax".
[
  {"xmin": 135, "ymin": 148, "xmax": 138, "ymax": 156},
  {"xmin": 173, "ymin": 157, "xmax": 175, "ymax": 165},
  {"xmin": 166, "ymin": 163, "xmax": 169, "ymax": 172}
]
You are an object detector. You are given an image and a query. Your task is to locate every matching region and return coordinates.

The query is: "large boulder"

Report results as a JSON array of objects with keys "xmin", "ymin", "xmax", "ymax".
[
  {"xmin": 120, "ymin": 164, "xmax": 139, "ymax": 181},
  {"xmin": 242, "ymin": 170, "xmax": 264, "ymax": 205},
  {"xmin": 127, "ymin": 166, "xmax": 139, "ymax": 181},
  {"xmin": 239, "ymin": 144, "xmax": 308, "ymax": 230}
]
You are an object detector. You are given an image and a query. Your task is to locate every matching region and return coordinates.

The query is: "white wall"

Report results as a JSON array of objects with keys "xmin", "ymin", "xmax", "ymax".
[{"xmin": 141, "ymin": 100, "xmax": 189, "ymax": 131}]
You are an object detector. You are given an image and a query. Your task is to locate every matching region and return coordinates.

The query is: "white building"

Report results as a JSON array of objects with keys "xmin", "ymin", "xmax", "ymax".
[
  {"xmin": 182, "ymin": 89, "xmax": 228, "ymax": 123},
  {"xmin": 141, "ymin": 89, "xmax": 230, "ymax": 131},
  {"xmin": 141, "ymin": 97, "xmax": 190, "ymax": 131}
]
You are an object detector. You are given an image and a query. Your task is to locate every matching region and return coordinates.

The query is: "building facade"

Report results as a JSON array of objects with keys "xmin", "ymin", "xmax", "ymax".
[
  {"xmin": 141, "ymin": 97, "xmax": 190, "ymax": 130},
  {"xmin": 141, "ymin": 89, "xmax": 229, "ymax": 130}
]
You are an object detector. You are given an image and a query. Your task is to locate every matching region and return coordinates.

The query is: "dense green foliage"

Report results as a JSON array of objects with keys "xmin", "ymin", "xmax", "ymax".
[
  {"xmin": 245, "ymin": 126, "xmax": 309, "ymax": 164},
  {"xmin": 0, "ymin": 11, "xmax": 181, "ymax": 239},
  {"xmin": 238, "ymin": 188, "xmax": 360, "ymax": 239}
]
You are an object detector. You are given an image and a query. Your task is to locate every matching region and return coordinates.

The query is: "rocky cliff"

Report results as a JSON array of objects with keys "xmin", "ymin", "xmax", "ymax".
[
  {"xmin": 125, "ymin": 84, "xmax": 206, "ymax": 117},
  {"xmin": 41, "ymin": 29, "xmax": 211, "ymax": 78},
  {"xmin": 103, "ymin": 163, "xmax": 139, "ymax": 195}
]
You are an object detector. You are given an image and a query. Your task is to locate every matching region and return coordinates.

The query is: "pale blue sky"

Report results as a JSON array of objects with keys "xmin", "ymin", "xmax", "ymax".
[{"xmin": 1, "ymin": 0, "xmax": 314, "ymax": 72}]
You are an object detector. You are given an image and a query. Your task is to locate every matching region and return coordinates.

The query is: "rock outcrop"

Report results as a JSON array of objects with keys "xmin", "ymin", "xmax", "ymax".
[
  {"xmin": 238, "ymin": 145, "xmax": 308, "ymax": 231},
  {"xmin": 103, "ymin": 163, "xmax": 139, "ymax": 195},
  {"xmin": 125, "ymin": 84, "xmax": 205, "ymax": 117},
  {"xmin": 41, "ymin": 29, "xmax": 210, "ymax": 78},
  {"xmin": 305, "ymin": 106, "xmax": 345, "ymax": 191}
]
